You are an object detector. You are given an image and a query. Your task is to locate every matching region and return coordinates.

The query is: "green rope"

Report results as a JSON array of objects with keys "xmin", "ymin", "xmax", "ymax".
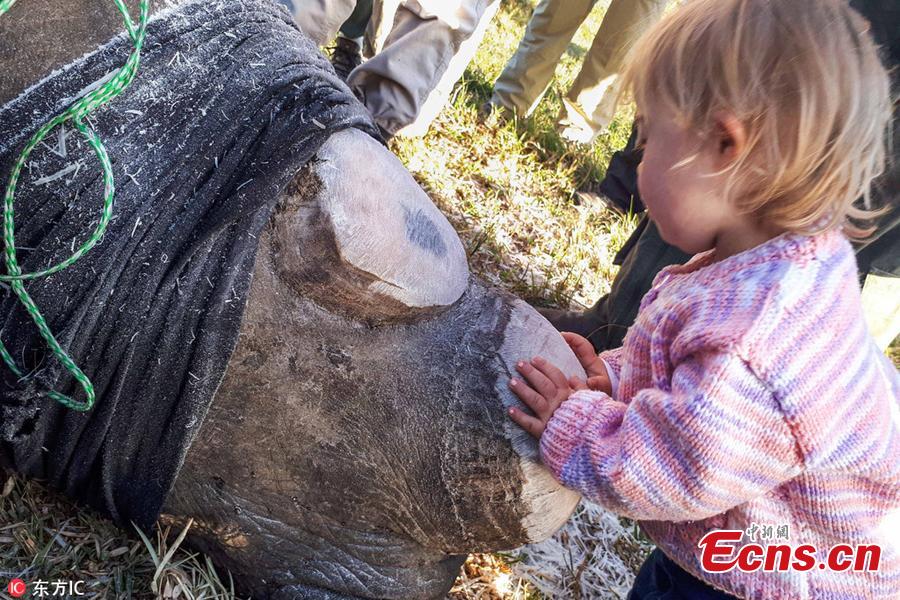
[{"xmin": 0, "ymin": 0, "xmax": 149, "ymax": 411}]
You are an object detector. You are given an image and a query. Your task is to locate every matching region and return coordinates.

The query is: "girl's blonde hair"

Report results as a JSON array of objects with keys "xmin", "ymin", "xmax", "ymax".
[{"xmin": 620, "ymin": 0, "xmax": 893, "ymax": 238}]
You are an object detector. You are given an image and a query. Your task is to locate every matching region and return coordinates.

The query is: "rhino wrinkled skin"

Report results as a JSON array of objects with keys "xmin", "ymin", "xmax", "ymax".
[{"xmin": 0, "ymin": 2, "xmax": 583, "ymax": 598}]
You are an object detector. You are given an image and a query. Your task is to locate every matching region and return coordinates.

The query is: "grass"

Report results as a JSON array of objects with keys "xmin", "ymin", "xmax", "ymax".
[
  {"xmin": 0, "ymin": 472, "xmax": 233, "ymax": 599},
  {"xmin": 392, "ymin": 0, "xmax": 640, "ymax": 311}
]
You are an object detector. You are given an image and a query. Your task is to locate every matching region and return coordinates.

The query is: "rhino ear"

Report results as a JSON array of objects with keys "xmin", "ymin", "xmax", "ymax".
[{"xmin": 271, "ymin": 129, "xmax": 469, "ymax": 324}]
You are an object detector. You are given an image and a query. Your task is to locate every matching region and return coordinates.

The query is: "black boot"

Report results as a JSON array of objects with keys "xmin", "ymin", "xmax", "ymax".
[
  {"xmin": 330, "ymin": 36, "xmax": 362, "ymax": 82},
  {"xmin": 537, "ymin": 306, "xmax": 610, "ymax": 343}
]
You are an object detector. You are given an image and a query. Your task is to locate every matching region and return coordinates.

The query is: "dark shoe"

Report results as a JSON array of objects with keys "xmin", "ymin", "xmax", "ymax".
[
  {"xmin": 537, "ymin": 306, "xmax": 608, "ymax": 341},
  {"xmin": 478, "ymin": 100, "xmax": 513, "ymax": 124},
  {"xmin": 330, "ymin": 36, "xmax": 362, "ymax": 82},
  {"xmin": 576, "ymin": 179, "xmax": 636, "ymax": 216}
]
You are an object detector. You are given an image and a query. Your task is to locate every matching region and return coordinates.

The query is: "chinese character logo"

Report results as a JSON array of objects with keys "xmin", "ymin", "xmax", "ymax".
[
  {"xmin": 7, "ymin": 579, "xmax": 86, "ymax": 597},
  {"xmin": 7, "ymin": 578, "xmax": 26, "ymax": 598}
]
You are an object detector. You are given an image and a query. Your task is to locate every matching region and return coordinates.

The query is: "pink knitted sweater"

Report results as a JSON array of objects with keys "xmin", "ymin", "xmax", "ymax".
[{"xmin": 540, "ymin": 228, "xmax": 900, "ymax": 599}]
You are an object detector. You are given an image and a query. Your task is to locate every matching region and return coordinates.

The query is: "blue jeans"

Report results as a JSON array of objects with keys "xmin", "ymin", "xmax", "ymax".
[{"xmin": 627, "ymin": 549, "xmax": 740, "ymax": 600}]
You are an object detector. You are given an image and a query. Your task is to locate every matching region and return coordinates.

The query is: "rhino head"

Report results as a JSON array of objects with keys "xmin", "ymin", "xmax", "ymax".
[
  {"xmin": 160, "ymin": 129, "xmax": 582, "ymax": 599},
  {"xmin": 0, "ymin": 2, "xmax": 582, "ymax": 598}
]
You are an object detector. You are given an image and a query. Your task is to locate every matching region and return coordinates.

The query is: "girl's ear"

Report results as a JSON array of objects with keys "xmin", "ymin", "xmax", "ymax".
[{"xmin": 714, "ymin": 111, "xmax": 746, "ymax": 165}]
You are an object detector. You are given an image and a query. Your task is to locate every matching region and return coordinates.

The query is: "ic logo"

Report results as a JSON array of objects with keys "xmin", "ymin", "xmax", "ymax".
[{"xmin": 7, "ymin": 578, "xmax": 26, "ymax": 598}]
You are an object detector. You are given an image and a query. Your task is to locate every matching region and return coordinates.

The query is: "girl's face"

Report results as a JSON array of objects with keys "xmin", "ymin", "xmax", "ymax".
[{"xmin": 635, "ymin": 102, "xmax": 740, "ymax": 256}]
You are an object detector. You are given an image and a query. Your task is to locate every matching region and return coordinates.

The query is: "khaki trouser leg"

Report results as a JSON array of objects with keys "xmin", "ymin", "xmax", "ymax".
[
  {"xmin": 399, "ymin": 0, "xmax": 500, "ymax": 136},
  {"xmin": 861, "ymin": 273, "xmax": 900, "ymax": 352},
  {"xmin": 286, "ymin": 0, "xmax": 357, "ymax": 46},
  {"xmin": 349, "ymin": 0, "xmax": 498, "ymax": 136},
  {"xmin": 560, "ymin": 0, "xmax": 666, "ymax": 141},
  {"xmin": 490, "ymin": 0, "xmax": 596, "ymax": 117},
  {"xmin": 367, "ymin": 0, "xmax": 401, "ymax": 55}
]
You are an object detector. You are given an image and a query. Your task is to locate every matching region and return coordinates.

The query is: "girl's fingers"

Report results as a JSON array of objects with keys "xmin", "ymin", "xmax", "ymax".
[
  {"xmin": 569, "ymin": 375, "xmax": 587, "ymax": 390},
  {"xmin": 508, "ymin": 378, "xmax": 547, "ymax": 415},
  {"xmin": 586, "ymin": 375, "xmax": 612, "ymax": 395},
  {"xmin": 531, "ymin": 356, "xmax": 569, "ymax": 391},
  {"xmin": 516, "ymin": 360, "xmax": 557, "ymax": 401},
  {"xmin": 508, "ymin": 406, "xmax": 544, "ymax": 438},
  {"xmin": 561, "ymin": 332, "xmax": 598, "ymax": 368}
]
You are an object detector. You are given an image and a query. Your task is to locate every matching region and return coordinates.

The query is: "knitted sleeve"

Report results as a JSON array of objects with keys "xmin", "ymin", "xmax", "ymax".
[
  {"xmin": 598, "ymin": 346, "xmax": 624, "ymax": 379},
  {"xmin": 539, "ymin": 350, "xmax": 805, "ymax": 522}
]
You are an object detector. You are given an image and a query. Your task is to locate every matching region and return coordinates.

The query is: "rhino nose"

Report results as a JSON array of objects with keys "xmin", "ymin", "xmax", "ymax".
[
  {"xmin": 298, "ymin": 128, "xmax": 583, "ymax": 544},
  {"xmin": 267, "ymin": 127, "xmax": 582, "ymax": 549},
  {"xmin": 274, "ymin": 128, "xmax": 470, "ymax": 324},
  {"xmin": 495, "ymin": 297, "xmax": 583, "ymax": 543}
]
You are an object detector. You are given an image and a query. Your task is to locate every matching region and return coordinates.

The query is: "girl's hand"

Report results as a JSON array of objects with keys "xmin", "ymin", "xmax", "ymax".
[
  {"xmin": 507, "ymin": 356, "xmax": 576, "ymax": 438},
  {"xmin": 561, "ymin": 332, "xmax": 612, "ymax": 395}
]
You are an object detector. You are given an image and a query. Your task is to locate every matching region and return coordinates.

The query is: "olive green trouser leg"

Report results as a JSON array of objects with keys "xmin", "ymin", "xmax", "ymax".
[
  {"xmin": 559, "ymin": 0, "xmax": 666, "ymax": 141},
  {"xmin": 490, "ymin": 0, "xmax": 596, "ymax": 117},
  {"xmin": 339, "ymin": 0, "xmax": 374, "ymax": 39}
]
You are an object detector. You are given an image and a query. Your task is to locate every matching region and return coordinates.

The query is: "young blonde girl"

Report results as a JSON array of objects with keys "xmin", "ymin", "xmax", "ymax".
[{"xmin": 507, "ymin": 0, "xmax": 899, "ymax": 598}]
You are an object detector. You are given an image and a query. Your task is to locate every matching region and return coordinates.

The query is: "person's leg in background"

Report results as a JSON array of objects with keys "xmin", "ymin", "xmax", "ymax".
[
  {"xmin": 278, "ymin": 0, "xmax": 356, "ymax": 47},
  {"xmin": 488, "ymin": 0, "xmax": 596, "ymax": 118},
  {"xmin": 348, "ymin": 0, "xmax": 499, "ymax": 138},
  {"xmin": 558, "ymin": 0, "xmax": 666, "ymax": 144},
  {"xmin": 365, "ymin": 0, "xmax": 401, "ymax": 57},
  {"xmin": 395, "ymin": 0, "xmax": 500, "ymax": 137},
  {"xmin": 331, "ymin": 0, "xmax": 374, "ymax": 80}
]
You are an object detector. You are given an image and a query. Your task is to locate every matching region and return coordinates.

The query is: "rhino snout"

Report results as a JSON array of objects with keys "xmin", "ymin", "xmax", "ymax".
[
  {"xmin": 272, "ymin": 129, "xmax": 469, "ymax": 325},
  {"xmin": 163, "ymin": 128, "xmax": 582, "ymax": 599}
]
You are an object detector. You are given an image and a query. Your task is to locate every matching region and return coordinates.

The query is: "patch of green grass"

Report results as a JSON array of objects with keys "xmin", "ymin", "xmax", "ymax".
[{"xmin": 392, "ymin": 1, "xmax": 639, "ymax": 311}]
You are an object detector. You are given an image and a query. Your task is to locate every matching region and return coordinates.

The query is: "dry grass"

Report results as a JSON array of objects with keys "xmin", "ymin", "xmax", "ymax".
[
  {"xmin": 0, "ymin": 472, "xmax": 233, "ymax": 599},
  {"xmin": 449, "ymin": 554, "xmax": 541, "ymax": 600}
]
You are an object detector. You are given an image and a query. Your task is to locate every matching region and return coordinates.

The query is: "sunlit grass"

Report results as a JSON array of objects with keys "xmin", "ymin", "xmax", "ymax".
[{"xmin": 392, "ymin": 0, "xmax": 639, "ymax": 310}]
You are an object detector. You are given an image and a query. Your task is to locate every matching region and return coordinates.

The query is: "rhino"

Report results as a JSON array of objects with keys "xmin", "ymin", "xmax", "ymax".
[{"xmin": 0, "ymin": 0, "xmax": 584, "ymax": 598}]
